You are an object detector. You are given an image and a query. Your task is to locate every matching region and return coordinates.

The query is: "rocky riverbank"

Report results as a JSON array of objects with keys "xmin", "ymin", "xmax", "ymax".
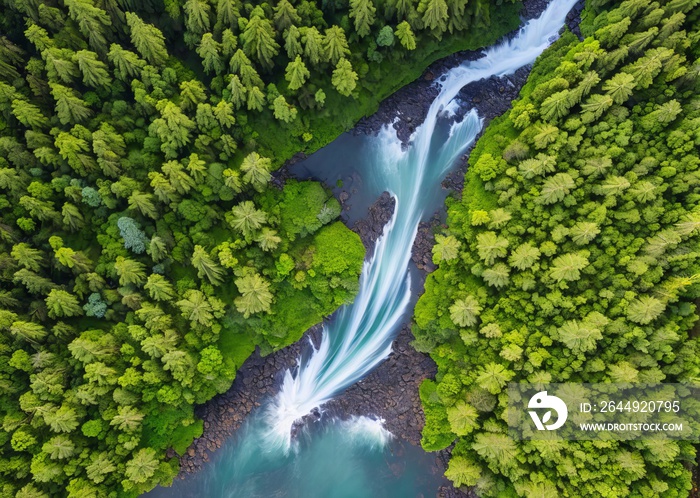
[
  {"xmin": 352, "ymin": 0, "xmax": 584, "ymax": 147},
  {"xmin": 177, "ymin": 0, "xmax": 585, "ymax": 495}
]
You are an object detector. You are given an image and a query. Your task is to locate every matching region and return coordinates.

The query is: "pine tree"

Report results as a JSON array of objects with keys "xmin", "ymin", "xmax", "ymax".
[
  {"xmin": 538, "ymin": 173, "xmax": 575, "ymax": 204},
  {"xmin": 256, "ymin": 228, "xmax": 282, "ymax": 251},
  {"xmin": 110, "ymin": 406, "xmax": 144, "ymax": 432},
  {"xmin": 49, "ymin": 83, "xmax": 92, "ymax": 125},
  {"xmin": 475, "ymin": 232, "xmax": 508, "ymax": 265},
  {"xmin": 418, "ymin": 0, "xmax": 448, "ymax": 37},
  {"xmin": 227, "ymin": 74, "xmax": 247, "ymax": 108},
  {"xmin": 179, "ymin": 80, "xmax": 207, "ymax": 111},
  {"xmin": 43, "ymin": 48, "xmax": 79, "ymax": 84},
  {"xmin": 508, "ymin": 243, "xmax": 540, "ymax": 270},
  {"xmin": 481, "ymin": 263, "xmax": 510, "ymax": 288},
  {"xmin": 92, "ymin": 123, "xmax": 126, "ymax": 178},
  {"xmin": 114, "ymin": 256, "xmax": 147, "ymax": 286},
  {"xmin": 11, "ymin": 243, "xmax": 45, "ymax": 272},
  {"xmin": 11, "ymin": 99, "xmax": 48, "ymax": 129},
  {"xmin": 285, "ymin": 55, "xmax": 310, "ymax": 91},
  {"xmin": 73, "ymin": 50, "xmax": 112, "ymax": 87},
  {"xmin": 273, "ymin": 95, "xmax": 298, "ymax": 123},
  {"xmin": 432, "ymin": 234, "xmax": 460, "ymax": 262},
  {"xmin": 144, "ymin": 274, "xmax": 175, "ymax": 301},
  {"xmin": 302, "ymin": 27, "xmax": 325, "ymax": 67},
  {"xmin": 602, "ymin": 73, "xmax": 634, "ymax": 104},
  {"xmin": 176, "ymin": 290, "xmax": 214, "ymax": 327},
  {"xmin": 213, "ymin": 100, "xmax": 236, "ymax": 128},
  {"xmin": 324, "ymin": 26, "xmax": 350, "ymax": 64},
  {"xmin": 128, "ymin": 191, "xmax": 158, "ymax": 219},
  {"xmin": 149, "ymin": 101, "xmax": 195, "ymax": 157},
  {"xmin": 107, "ymin": 44, "xmax": 145, "ymax": 81},
  {"xmin": 197, "ymin": 33, "xmax": 223, "ymax": 74},
  {"xmin": 125, "ymin": 448, "xmax": 159, "ymax": 485},
  {"xmin": 331, "ymin": 58, "xmax": 358, "ymax": 97},
  {"xmin": 284, "ymin": 26, "xmax": 303, "ymax": 59},
  {"xmin": 549, "ymin": 253, "xmax": 589, "ymax": 282},
  {"xmin": 45, "ymin": 289, "xmax": 83, "ymax": 318},
  {"xmin": 24, "ymin": 24, "xmax": 52, "ymax": 52},
  {"xmin": 64, "ymin": 0, "xmax": 111, "ymax": 53},
  {"xmin": 216, "ymin": 0, "xmax": 241, "ymax": 31},
  {"xmin": 376, "ymin": 25, "xmax": 395, "ymax": 47},
  {"xmin": 240, "ymin": 9, "xmax": 280, "ymax": 70},
  {"xmin": 246, "ymin": 85, "xmax": 266, "ymax": 111},
  {"xmin": 184, "ymin": 0, "xmax": 212, "ymax": 45},
  {"xmin": 557, "ymin": 320, "xmax": 602, "ymax": 354},
  {"xmin": 10, "ymin": 321, "xmax": 48, "ymax": 343},
  {"xmin": 125, "ymin": 12, "xmax": 169, "ymax": 67},
  {"xmin": 222, "ymin": 29, "xmax": 238, "ymax": 58},
  {"xmin": 627, "ymin": 296, "xmax": 666, "ymax": 324},
  {"xmin": 274, "ymin": 0, "xmax": 301, "ymax": 31},
  {"xmin": 61, "ymin": 203, "xmax": 85, "ymax": 231},
  {"xmin": 349, "ymin": 0, "xmax": 376, "ymax": 38}
]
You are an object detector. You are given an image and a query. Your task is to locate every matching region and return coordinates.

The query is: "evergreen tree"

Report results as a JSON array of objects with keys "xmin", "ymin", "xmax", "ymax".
[
  {"xmin": 331, "ymin": 58, "xmax": 358, "ymax": 96},
  {"xmin": 197, "ymin": 33, "xmax": 224, "ymax": 74},
  {"xmin": 227, "ymin": 74, "xmax": 247, "ymax": 108},
  {"xmin": 284, "ymin": 26, "xmax": 303, "ymax": 59},
  {"xmin": 418, "ymin": 0, "xmax": 448, "ymax": 37},
  {"xmin": 11, "ymin": 99, "xmax": 48, "ymax": 129},
  {"xmin": 125, "ymin": 12, "xmax": 169, "ymax": 67},
  {"xmin": 285, "ymin": 55, "xmax": 310, "ymax": 91},
  {"xmin": 73, "ymin": 50, "xmax": 112, "ymax": 87},
  {"xmin": 246, "ymin": 85, "xmax": 266, "ymax": 111},
  {"xmin": 274, "ymin": 0, "xmax": 301, "ymax": 31},
  {"xmin": 184, "ymin": 0, "xmax": 212, "ymax": 46},
  {"xmin": 324, "ymin": 26, "xmax": 351, "ymax": 64},
  {"xmin": 349, "ymin": 0, "xmax": 377, "ymax": 38},
  {"xmin": 302, "ymin": 26, "xmax": 325, "ymax": 67},
  {"xmin": 240, "ymin": 9, "xmax": 280, "ymax": 70},
  {"xmin": 216, "ymin": 0, "xmax": 240, "ymax": 31},
  {"xmin": 49, "ymin": 83, "xmax": 92, "ymax": 125},
  {"xmin": 107, "ymin": 44, "xmax": 145, "ymax": 81},
  {"xmin": 64, "ymin": 0, "xmax": 111, "ymax": 53}
]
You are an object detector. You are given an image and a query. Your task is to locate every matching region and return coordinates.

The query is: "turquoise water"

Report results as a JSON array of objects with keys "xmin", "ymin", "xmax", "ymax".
[
  {"xmin": 145, "ymin": 414, "xmax": 448, "ymax": 498},
  {"xmin": 146, "ymin": 1, "xmax": 579, "ymax": 496}
]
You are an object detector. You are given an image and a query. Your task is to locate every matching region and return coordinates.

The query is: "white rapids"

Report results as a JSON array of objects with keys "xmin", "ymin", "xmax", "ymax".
[{"xmin": 263, "ymin": 0, "xmax": 581, "ymax": 452}]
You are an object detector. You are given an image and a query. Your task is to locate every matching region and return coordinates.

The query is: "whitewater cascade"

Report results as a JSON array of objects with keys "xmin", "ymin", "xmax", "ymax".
[{"xmin": 264, "ymin": 0, "xmax": 581, "ymax": 451}]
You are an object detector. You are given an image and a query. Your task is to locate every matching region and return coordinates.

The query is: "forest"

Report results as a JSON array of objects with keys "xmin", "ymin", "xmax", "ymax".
[
  {"xmin": 0, "ymin": 0, "xmax": 522, "ymax": 496},
  {"xmin": 413, "ymin": 0, "xmax": 700, "ymax": 495}
]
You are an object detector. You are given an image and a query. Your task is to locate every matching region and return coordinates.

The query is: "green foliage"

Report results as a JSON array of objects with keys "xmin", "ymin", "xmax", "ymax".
[
  {"xmin": 414, "ymin": 2, "xmax": 700, "ymax": 496},
  {"xmin": 0, "ymin": 0, "xmax": 523, "ymax": 494}
]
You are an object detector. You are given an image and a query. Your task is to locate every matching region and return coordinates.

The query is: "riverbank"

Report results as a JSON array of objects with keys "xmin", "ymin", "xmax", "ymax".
[{"xmin": 176, "ymin": 0, "xmax": 585, "ymax": 492}]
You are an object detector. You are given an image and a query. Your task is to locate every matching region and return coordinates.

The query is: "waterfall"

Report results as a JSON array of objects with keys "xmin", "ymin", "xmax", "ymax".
[{"xmin": 264, "ymin": 0, "xmax": 581, "ymax": 451}]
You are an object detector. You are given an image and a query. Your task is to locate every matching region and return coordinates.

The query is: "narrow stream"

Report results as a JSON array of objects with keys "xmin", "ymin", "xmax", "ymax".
[{"xmin": 147, "ymin": 1, "xmax": 579, "ymax": 495}]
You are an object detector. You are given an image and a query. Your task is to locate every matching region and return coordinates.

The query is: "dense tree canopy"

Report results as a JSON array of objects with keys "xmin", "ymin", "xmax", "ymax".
[{"xmin": 413, "ymin": 0, "xmax": 700, "ymax": 496}]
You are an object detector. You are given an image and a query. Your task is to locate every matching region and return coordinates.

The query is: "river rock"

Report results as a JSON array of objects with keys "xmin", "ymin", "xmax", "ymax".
[{"xmin": 352, "ymin": 191, "xmax": 396, "ymax": 257}]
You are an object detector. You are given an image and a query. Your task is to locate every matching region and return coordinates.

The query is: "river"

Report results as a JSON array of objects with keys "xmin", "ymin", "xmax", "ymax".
[{"xmin": 146, "ymin": 0, "xmax": 579, "ymax": 496}]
